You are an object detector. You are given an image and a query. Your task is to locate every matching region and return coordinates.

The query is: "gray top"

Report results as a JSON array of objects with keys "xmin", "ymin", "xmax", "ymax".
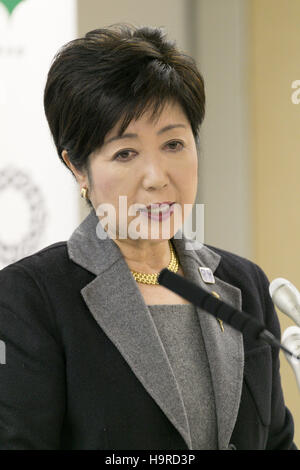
[{"xmin": 147, "ymin": 303, "xmax": 218, "ymax": 450}]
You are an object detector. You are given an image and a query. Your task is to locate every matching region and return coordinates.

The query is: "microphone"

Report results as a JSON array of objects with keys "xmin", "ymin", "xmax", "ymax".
[
  {"xmin": 269, "ymin": 278, "xmax": 300, "ymax": 327},
  {"xmin": 158, "ymin": 268, "xmax": 300, "ymax": 360},
  {"xmin": 281, "ymin": 326, "xmax": 300, "ymax": 391}
]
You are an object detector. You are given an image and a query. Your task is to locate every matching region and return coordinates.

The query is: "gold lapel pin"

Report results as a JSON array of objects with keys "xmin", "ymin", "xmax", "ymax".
[
  {"xmin": 211, "ymin": 290, "xmax": 224, "ymax": 332},
  {"xmin": 217, "ymin": 319, "xmax": 225, "ymax": 333}
]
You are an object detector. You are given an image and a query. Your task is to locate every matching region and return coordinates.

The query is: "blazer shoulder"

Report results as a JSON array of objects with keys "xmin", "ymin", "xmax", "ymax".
[
  {"xmin": 205, "ymin": 244, "xmax": 267, "ymax": 282},
  {"xmin": 0, "ymin": 242, "xmax": 81, "ymax": 301},
  {"xmin": 0, "ymin": 243, "xmax": 71, "ymax": 343},
  {"xmin": 0, "ymin": 242, "xmax": 74, "ymax": 279},
  {"xmin": 0, "ymin": 241, "xmax": 95, "ymax": 303},
  {"xmin": 205, "ymin": 244, "xmax": 272, "ymax": 307}
]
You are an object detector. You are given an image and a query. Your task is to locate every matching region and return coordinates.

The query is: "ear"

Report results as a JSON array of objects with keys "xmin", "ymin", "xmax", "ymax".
[{"xmin": 61, "ymin": 150, "xmax": 88, "ymax": 186}]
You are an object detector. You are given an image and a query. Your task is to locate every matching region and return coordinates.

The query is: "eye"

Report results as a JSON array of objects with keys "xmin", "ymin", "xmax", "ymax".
[
  {"xmin": 113, "ymin": 150, "xmax": 136, "ymax": 162},
  {"xmin": 112, "ymin": 140, "xmax": 185, "ymax": 162},
  {"xmin": 165, "ymin": 140, "xmax": 184, "ymax": 151}
]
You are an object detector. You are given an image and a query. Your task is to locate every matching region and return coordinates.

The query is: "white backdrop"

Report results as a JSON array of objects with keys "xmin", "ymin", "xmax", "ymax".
[{"xmin": 0, "ymin": 0, "xmax": 78, "ymax": 269}]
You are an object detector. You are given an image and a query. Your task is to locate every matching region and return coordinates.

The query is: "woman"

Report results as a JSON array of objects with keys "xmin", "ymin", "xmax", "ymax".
[{"xmin": 0, "ymin": 23, "xmax": 296, "ymax": 450}]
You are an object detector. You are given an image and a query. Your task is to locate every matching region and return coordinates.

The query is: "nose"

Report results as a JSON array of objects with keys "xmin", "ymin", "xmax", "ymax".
[{"xmin": 142, "ymin": 155, "xmax": 169, "ymax": 191}]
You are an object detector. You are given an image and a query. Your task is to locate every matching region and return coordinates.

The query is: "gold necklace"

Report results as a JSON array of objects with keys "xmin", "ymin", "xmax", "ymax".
[{"xmin": 130, "ymin": 240, "xmax": 179, "ymax": 285}]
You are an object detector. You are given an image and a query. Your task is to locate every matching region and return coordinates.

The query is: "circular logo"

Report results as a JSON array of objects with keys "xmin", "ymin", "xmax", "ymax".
[{"xmin": 0, "ymin": 166, "xmax": 48, "ymax": 267}]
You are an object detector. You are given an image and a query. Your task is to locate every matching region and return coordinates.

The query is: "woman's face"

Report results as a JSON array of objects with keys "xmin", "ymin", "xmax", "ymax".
[{"xmin": 71, "ymin": 100, "xmax": 198, "ymax": 242}]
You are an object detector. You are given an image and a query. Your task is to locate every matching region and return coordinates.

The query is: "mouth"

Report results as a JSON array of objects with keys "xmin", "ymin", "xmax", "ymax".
[
  {"xmin": 141, "ymin": 201, "xmax": 175, "ymax": 214},
  {"xmin": 139, "ymin": 202, "xmax": 176, "ymax": 221}
]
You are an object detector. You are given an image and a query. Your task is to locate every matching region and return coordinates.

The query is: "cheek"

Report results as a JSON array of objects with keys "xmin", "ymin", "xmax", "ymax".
[
  {"xmin": 190, "ymin": 150, "xmax": 198, "ymax": 172},
  {"xmin": 90, "ymin": 167, "xmax": 119, "ymax": 200},
  {"xmin": 189, "ymin": 153, "xmax": 198, "ymax": 183},
  {"xmin": 94, "ymin": 178, "xmax": 110, "ymax": 196},
  {"xmin": 180, "ymin": 155, "xmax": 198, "ymax": 185},
  {"xmin": 91, "ymin": 168, "xmax": 135, "ymax": 216}
]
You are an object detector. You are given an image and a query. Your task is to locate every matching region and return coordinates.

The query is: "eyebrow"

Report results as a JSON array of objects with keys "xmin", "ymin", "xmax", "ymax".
[{"xmin": 104, "ymin": 124, "xmax": 187, "ymax": 146}]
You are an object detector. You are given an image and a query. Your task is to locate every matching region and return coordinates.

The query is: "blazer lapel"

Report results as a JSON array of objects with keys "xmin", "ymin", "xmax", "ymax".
[
  {"xmin": 67, "ymin": 210, "xmax": 192, "ymax": 449},
  {"xmin": 67, "ymin": 210, "xmax": 244, "ymax": 450},
  {"xmin": 172, "ymin": 234, "xmax": 244, "ymax": 450}
]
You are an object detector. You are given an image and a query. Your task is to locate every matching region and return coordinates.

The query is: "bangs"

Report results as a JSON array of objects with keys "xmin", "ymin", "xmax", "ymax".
[
  {"xmin": 90, "ymin": 60, "xmax": 194, "ymax": 155},
  {"xmin": 44, "ymin": 23, "xmax": 205, "ymax": 172}
]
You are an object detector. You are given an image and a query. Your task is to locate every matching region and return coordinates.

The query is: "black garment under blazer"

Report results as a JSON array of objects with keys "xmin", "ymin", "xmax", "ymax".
[{"xmin": 0, "ymin": 209, "xmax": 296, "ymax": 450}]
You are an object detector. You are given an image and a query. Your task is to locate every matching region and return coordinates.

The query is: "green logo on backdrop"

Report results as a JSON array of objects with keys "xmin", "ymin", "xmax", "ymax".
[{"xmin": 0, "ymin": 0, "xmax": 25, "ymax": 15}]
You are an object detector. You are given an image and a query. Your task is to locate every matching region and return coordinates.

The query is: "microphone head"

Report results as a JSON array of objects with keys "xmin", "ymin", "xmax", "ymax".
[
  {"xmin": 269, "ymin": 278, "xmax": 300, "ymax": 327},
  {"xmin": 282, "ymin": 326, "xmax": 300, "ymax": 366}
]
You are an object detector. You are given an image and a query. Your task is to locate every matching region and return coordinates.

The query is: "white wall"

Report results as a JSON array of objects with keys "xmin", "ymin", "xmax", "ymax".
[{"xmin": 0, "ymin": 0, "xmax": 78, "ymax": 268}]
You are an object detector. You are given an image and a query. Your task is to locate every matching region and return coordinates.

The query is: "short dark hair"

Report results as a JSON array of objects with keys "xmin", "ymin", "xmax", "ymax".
[{"xmin": 44, "ymin": 23, "xmax": 205, "ymax": 208}]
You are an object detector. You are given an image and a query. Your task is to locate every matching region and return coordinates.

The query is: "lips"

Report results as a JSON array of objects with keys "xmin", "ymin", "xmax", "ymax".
[
  {"xmin": 145, "ymin": 201, "xmax": 174, "ymax": 210},
  {"xmin": 142, "ymin": 203, "xmax": 175, "ymax": 221}
]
